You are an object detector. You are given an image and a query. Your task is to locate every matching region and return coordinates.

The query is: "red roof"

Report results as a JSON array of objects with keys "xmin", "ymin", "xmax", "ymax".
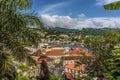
[
  {"xmin": 65, "ymin": 48, "xmax": 92, "ymax": 56},
  {"xmin": 45, "ymin": 49, "xmax": 65, "ymax": 56},
  {"xmin": 66, "ymin": 50, "xmax": 80, "ymax": 56},
  {"xmin": 62, "ymin": 56, "xmax": 80, "ymax": 60},
  {"xmin": 64, "ymin": 72, "xmax": 76, "ymax": 80},
  {"xmin": 45, "ymin": 48, "xmax": 92, "ymax": 57},
  {"xmin": 65, "ymin": 64, "xmax": 85, "ymax": 72}
]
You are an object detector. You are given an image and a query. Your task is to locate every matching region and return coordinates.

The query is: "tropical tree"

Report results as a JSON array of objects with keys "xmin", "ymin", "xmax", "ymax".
[
  {"xmin": 104, "ymin": 1, "xmax": 120, "ymax": 10},
  {"xmin": 105, "ymin": 45, "xmax": 120, "ymax": 80},
  {"xmin": 80, "ymin": 36, "xmax": 106, "ymax": 78},
  {"xmin": 76, "ymin": 31, "xmax": 120, "ymax": 79},
  {"xmin": 104, "ymin": 2, "xmax": 120, "ymax": 79},
  {"xmin": 75, "ymin": 53, "xmax": 93, "ymax": 79},
  {"xmin": 0, "ymin": 0, "xmax": 43, "ymax": 79},
  {"xmin": 50, "ymin": 73, "xmax": 62, "ymax": 80}
]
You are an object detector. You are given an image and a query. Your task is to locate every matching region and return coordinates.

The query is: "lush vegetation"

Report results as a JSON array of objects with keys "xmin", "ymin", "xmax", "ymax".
[
  {"xmin": 50, "ymin": 73, "xmax": 62, "ymax": 80},
  {"xmin": 80, "ymin": 28, "xmax": 120, "ymax": 36},
  {"xmin": 0, "ymin": 0, "xmax": 42, "ymax": 79},
  {"xmin": 105, "ymin": 46, "xmax": 120, "ymax": 79},
  {"xmin": 17, "ymin": 72, "xmax": 30, "ymax": 80},
  {"xmin": 76, "ymin": 30, "xmax": 120, "ymax": 79}
]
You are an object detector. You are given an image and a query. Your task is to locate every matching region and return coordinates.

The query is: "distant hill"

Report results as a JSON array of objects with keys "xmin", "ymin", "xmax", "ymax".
[
  {"xmin": 31, "ymin": 27, "xmax": 120, "ymax": 36},
  {"xmin": 80, "ymin": 28, "xmax": 120, "ymax": 36},
  {"xmin": 52, "ymin": 27, "xmax": 80, "ymax": 32},
  {"xmin": 52, "ymin": 27, "xmax": 120, "ymax": 36}
]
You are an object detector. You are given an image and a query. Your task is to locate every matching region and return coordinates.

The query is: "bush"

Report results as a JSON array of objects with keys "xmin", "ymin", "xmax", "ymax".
[
  {"xmin": 50, "ymin": 73, "xmax": 62, "ymax": 80},
  {"xmin": 17, "ymin": 72, "xmax": 30, "ymax": 80},
  {"xmin": 19, "ymin": 64, "xmax": 29, "ymax": 71}
]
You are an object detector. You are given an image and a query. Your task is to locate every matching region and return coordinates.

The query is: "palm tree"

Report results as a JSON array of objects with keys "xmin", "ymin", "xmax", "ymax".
[
  {"xmin": 0, "ymin": 0, "xmax": 43, "ymax": 79},
  {"xmin": 104, "ymin": 1, "xmax": 120, "ymax": 10}
]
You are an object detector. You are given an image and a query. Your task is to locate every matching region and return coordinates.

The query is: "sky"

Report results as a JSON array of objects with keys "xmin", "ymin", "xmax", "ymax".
[{"xmin": 31, "ymin": 0, "xmax": 120, "ymax": 29}]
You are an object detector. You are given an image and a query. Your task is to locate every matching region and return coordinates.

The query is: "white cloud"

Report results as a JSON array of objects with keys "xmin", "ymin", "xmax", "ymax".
[
  {"xmin": 78, "ymin": 13, "xmax": 86, "ymax": 18},
  {"xmin": 40, "ymin": 14, "xmax": 73, "ymax": 28},
  {"xmin": 96, "ymin": 0, "xmax": 120, "ymax": 6},
  {"xmin": 39, "ymin": 2, "xmax": 68, "ymax": 14},
  {"xmin": 40, "ymin": 14, "xmax": 120, "ymax": 29}
]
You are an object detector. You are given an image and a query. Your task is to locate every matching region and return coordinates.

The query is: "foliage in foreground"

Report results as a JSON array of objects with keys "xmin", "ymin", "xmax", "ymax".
[
  {"xmin": 0, "ymin": 0, "xmax": 42, "ymax": 79},
  {"xmin": 105, "ymin": 45, "xmax": 120, "ymax": 80},
  {"xmin": 50, "ymin": 73, "xmax": 62, "ymax": 80},
  {"xmin": 76, "ymin": 31, "xmax": 120, "ymax": 79},
  {"xmin": 17, "ymin": 72, "xmax": 30, "ymax": 80},
  {"xmin": 38, "ymin": 60, "xmax": 50, "ymax": 80},
  {"xmin": 104, "ymin": 1, "xmax": 120, "ymax": 10}
]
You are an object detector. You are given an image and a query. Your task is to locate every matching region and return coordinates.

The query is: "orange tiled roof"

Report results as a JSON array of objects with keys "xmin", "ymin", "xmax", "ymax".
[
  {"xmin": 65, "ymin": 50, "xmax": 79, "ymax": 55},
  {"xmin": 62, "ymin": 56, "xmax": 80, "ymax": 60},
  {"xmin": 65, "ymin": 63, "xmax": 85, "ymax": 72},
  {"xmin": 45, "ymin": 49, "xmax": 65, "ymax": 56},
  {"xmin": 45, "ymin": 48, "xmax": 92, "ymax": 57},
  {"xmin": 65, "ymin": 48, "xmax": 92, "ymax": 56}
]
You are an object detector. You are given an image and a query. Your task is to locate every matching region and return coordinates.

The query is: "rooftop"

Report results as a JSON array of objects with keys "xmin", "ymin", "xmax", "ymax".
[
  {"xmin": 45, "ymin": 49, "xmax": 65, "ymax": 56},
  {"xmin": 45, "ymin": 48, "xmax": 92, "ymax": 57},
  {"xmin": 65, "ymin": 64, "xmax": 85, "ymax": 72},
  {"xmin": 62, "ymin": 56, "xmax": 80, "ymax": 60}
]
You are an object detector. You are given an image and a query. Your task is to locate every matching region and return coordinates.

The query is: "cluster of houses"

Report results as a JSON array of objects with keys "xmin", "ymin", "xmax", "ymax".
[{"xmin": 26, "ymin": 43, "xmax": 93, "ymax": 80}]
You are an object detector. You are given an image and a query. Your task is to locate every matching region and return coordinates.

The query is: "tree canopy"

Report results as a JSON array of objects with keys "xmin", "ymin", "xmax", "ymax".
[{"xmin": 0, "ymin": 0, "xmax": 43, "ymax": 79}]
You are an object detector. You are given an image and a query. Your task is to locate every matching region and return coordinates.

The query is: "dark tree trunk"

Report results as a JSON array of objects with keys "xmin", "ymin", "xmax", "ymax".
[{"xmin": 38, "ymin": 60, "xmax": 50, "ymax": 80}]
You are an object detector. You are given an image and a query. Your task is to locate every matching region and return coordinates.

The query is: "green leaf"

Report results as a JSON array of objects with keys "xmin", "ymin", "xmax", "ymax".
[{"xmin": 104, "ymin": 1, "xmax": 120, "ymax": 10}]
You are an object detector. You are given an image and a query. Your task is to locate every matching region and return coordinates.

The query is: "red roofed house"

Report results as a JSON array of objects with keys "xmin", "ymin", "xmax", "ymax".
[
  {"xmin": 65, "ymin": 63, "xmax": 86, "ymax": 79},
  {"xmin": 45, "ymin": 49, "xmax": 66, "ymax": 63},
  {"xmin": 65, "ymin": 48, "xmax": 92, "ymax": 56},
  {"xmin": 45, "ymin": 49, "xmax": 65, "ymax": 58},
  {"xmin": 45, "ymin": 47, "xmax": 92, "ymax": 64},
  {"xmin": 61, "ymin": 48, "xmax": 92, "ymax": 79},
  {"xmin": 61, "ymin": 56, "xmax": 80, "ymax": 66}
]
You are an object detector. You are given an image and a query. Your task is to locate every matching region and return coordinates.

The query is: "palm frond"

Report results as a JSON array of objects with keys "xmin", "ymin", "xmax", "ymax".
[
  {"xmin": 0, "ymin": 0, "xmax": 43, "ymax": 79},
  {"xmin": 104, "ymin": 1, "xmax": 120, "ymax": 10},
  {"xmin": 19, "ymin": 28, "xmax": 41, "ymax": 45},
  {"xmin": 27, "ymin": 55, "xmax": 36, "ymax": 66},
  {"xmin": 0, "ymin": 0, "xmax": 32, "ymax": 10},
  {"xmin": 0, "ymin": 10, "xmax": 42, "ymax": 33},
  {"xmin": 0, "ymin": 51, "xmax": 17, "ymax": 80},
  {"xmin": 0, "ymin": 32, "xmax": 27, "ymax": 61}
]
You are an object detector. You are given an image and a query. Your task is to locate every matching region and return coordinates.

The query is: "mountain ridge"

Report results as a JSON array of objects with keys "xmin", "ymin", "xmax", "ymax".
[{"xmin": 51, "ymin": 27, "xmax": 80, "ymax": 32}]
